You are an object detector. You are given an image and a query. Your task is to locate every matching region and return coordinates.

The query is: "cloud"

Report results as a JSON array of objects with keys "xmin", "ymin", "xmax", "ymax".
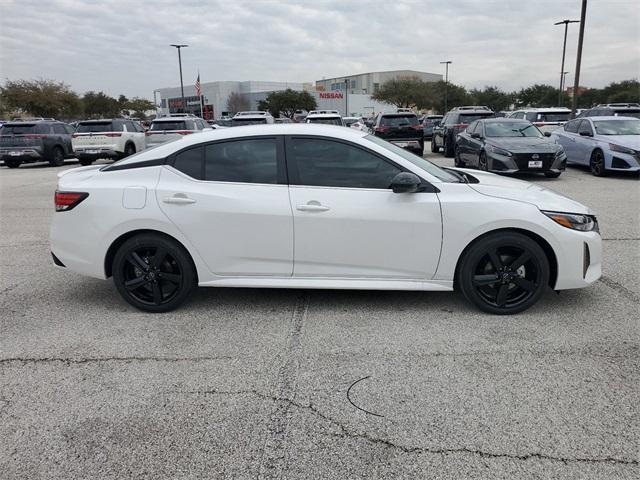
[{"xmin": 1, "ymin": 0, "xmax": 638, "ymax": 99}]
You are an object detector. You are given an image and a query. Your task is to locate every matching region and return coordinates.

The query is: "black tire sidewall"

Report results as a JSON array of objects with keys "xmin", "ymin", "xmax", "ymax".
[
  {"xmin": 112, "ymin": 233, "xmax": 196, "ymax": 312},
  {"xmin": 5, "ymin": 159, "xmax": 21, "ymax": 168},
  {"xmin": 590, "ymin": 150, "xmax": 607, "ymax": 177},
  {"xmin": 458, "ymin": 232, "xmax": 550, "ymax": 315},
  {"xmin": 49, "ymin": 147, "xmax": 64, "ymax": 167}
]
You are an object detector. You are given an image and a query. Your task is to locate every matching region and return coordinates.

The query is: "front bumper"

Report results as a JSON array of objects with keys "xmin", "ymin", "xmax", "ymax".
[
  {"xmin": 553, "ymin": 229, "xmax": 602, "ymax": 290},
  {"xmin": 488, "ymin": 151, "xmax": 567, "ymax": 174},
  {"xmin": 605, "ymin": 150, "xmax": 640, "ymax": 172}
]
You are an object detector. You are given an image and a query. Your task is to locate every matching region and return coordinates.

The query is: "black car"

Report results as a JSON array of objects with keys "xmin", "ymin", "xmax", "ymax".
[
  {"xmin": 0, "ymin": 120, "xmax": 75, "ymax": 168},
  {"xmin": 578, "ymin": 103, "xmax": 640, "ymax": 119},
  {"xmin": 432, "ymin": 106, "xmax": 494, "ymax": 157},
  {"xmin": 454, "ymin": 118, "xmax": 566, "ymax": 178},
  {"xmin": 372, "ymin": 112, "xmax": 424, "ymax": 155},
  {"xmin": 421, "ymin": 115, "xmax": 443, "ymax": 140}
]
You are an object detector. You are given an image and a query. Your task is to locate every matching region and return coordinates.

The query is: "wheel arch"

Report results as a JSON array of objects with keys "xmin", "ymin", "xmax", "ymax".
[
  {"xmin": 453, "ymin": 227, "xmax": 558, "ymax": 289},
  {"xmin": 104, "ymin": 229, "xmax": 198, "ymax": 282}
]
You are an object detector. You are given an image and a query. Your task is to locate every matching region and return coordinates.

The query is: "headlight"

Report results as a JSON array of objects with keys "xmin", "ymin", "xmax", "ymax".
[
  {"xmin": 608, "ymin": 143, "xmax": 636, "ymax": 155},
  {"xmin": 542, "ymin": 211, "xmax": 599, "ymax": 232},
  {"xmin": 555, "ymin": 147, "xmax": 566, "ymax": 158},
  {"xmin": 486, "ymin": 144, "xmax": 512, "ymax": 156}
]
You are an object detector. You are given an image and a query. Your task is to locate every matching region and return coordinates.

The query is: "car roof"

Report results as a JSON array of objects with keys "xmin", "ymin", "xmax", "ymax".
[
  {"xmin": 480, "ymin": 117, "xmax": 528, "ymax": 123},
  {"xmin": 514, "ymin": 107, "xmax": 571, "ymax": 112},
  {"xmin": 583, "ymin": 115, "xmax": 639, "ymax": 121},
  {"xmin": 306, "ymin": 113, "xmax": 342, "ymax": 118}
]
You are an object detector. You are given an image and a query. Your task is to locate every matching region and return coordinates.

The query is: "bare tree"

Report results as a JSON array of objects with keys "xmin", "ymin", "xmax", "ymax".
[{"xmin": 226, "ymin": 92, "xmax": 249, "ymax": 114}]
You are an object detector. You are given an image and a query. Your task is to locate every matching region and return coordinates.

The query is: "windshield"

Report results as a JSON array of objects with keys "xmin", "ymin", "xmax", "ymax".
[
  {"xmin": 380, "ymin": 115, "xmax": 419, "ymax": 127},
  {"xmin": 307, "ymin": 117, "xmax": 343, "ymax": 126},
  {"xmin": 613, "ymin": 110, "xmax": 640, "ymax": 119},
  {"xmin": 593, "ymin": 119, "xmax": 640, "ymax": 135},
  {"xmin": 77, "ymin": 122, "xmax": 113, "ymax": 133},
  {"xmin": 485, "ymin": 122, "xmax": 543, "ymax": 138},
  {"xmin": 151, "ymin": 120, "xmax": 190, "ymax": 131},
  {"xmin": 231, "ymin": 118, "xmax": 267, "ymax": 126},
  {"xmin": 365, "ymin": 134, "xmax": 460, "ymax": 183}
]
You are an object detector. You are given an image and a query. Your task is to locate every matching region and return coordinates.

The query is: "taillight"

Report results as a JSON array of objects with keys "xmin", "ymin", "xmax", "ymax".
[
  {"xmin": 145, "ymin": 131, "xmax": 151, "ymax": 136},
  {"xmin": 72, "ymin": 133, "xmax": 79, "ymax": 138},
  {"xmin": 452, "ymin": 124, "xmax": 467, "ymax": 129},
  {"xmin": 105, "ymin": 132, "xmax": 122, "ymax": 137},
  {"xmin": 411, "ymin": 124, "xmax": 423, "ymax": 131},
  {"xmin": 175, "ymin": 130, "xmax": 194, "ymax": 135},
  {"xmin": 374, "ymin": 126, "xmax": 389, "ymax": 133},
  {"xmin": 54, "ymin": 191, "xmax": 89, "ymax": 212}
]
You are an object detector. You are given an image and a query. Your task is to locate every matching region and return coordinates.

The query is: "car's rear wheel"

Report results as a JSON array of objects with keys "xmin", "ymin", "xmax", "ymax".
[
  {"xmin": 112, "ymin": 233, "xmax": 196, "ymax": 312},
  {"xmin": 590, "ymin": 149, "xmax": 608, "ymax": 177},
  {"xmin": 49, "ymin": 147, "xmax": 65, "ymax": 167},
  {"xmin": 124, "ymin": 143, "xmax": 136, "ymax": 157},
  {"xmin": 544, "ymin": 171, "xmax": 561, "ymax": 178},
  {"xmin": 454, "ymin": 146, "xmax": 465, "ymax": 167},
  {"xmin": 4, "ymin": 159, "xmax": 21, "ymax": 168},
  {"xmin": 458, "ymin": 232, "xmax": 549, "ymax": 315},
  {"xmin": 443, "ymin": 136, "xmax": 454, "ymax": 157},
  {"xmin": 430, "ymin": 138, "xmax": 439, "ymax": 153},
  {"xmin": 478, "ymin": 152, "xmax": 489, "ymax": 171}
]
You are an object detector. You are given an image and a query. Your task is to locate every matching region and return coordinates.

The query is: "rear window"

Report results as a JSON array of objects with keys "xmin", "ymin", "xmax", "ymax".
[
  {"xmin": 76, "ymin": 122, "xmax": 114, "ymax": 133},
  {"xmin": 459, "ymin": 113, "xmax": 493, "ymax": 124},
  {"xmin": 613, "ymin": 109, "xmax": 640, "ymax": 119},
  {"xmin": 380, "ymin": 115, "xmax": 418, "ymax": 127},
  {"xmin": 525, "ymin": 112, "xmax": 570, "ymax": 122},
  {"xmin": 0, "ymin": 124, "xmax": 39, "ymax": 135},
  {"xmin": 306, "ymin": 117, "xmax": 343, "ymax": 126},
  {"xmin": 150, "ymin": 120, "xmax": 191, "ymax": 131},
  {"xmin": 231, "ymin": 118, "xmax": 268, "ymax": 126}
]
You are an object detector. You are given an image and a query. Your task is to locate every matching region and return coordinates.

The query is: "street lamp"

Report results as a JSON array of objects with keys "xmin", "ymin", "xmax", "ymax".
[
  {"xmin": 344, "ymin": 79, "xmax": 349, "ymax": 116},
  {"xmin": 571, "ymin": 0, "xmax": 588, "ymax": 118},
  {"xmin": 170, "ymin": 44, "xmax": 189, "ymax": 113},
  {"xmin": 440, "ymin": 61, "xmax": 452, "ymax": 113},
  {"xmin": 554, "ymin": 19, "xmax": 580, "ymax": 106},
  {"xmin": 561, "ymin": 71, "xmax": 570, "ymax": 97}
]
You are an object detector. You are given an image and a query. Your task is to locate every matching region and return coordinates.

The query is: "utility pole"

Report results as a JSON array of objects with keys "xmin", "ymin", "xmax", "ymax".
[
  {"xmin": 554, "ymin": 19, "xmax": 580, "ymax": 106},
  {"xmin": 571, "ymin": 0, "xmax": 588, "ymax": 118},
  {"xmin": 344, "ymin": 79, "xmax": 349, "ymax": 116},
  {"xmin": 170, "ymin": 44, "xmax": 189, "ymax": 113},
  {"xmin": 561, "ymin": 71, "xmax": 570, "ymax": 103},
  {"xmin": 440, "ymin": 61, "xmax": 452, "ymax": 113}
]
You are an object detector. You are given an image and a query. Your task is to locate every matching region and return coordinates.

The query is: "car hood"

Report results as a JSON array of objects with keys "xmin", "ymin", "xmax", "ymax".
[
  {"xmin": 453, "ymin": 168, "xmax": 593, "ymax": 214},
  {"xmin": 486, "ymin": 137, "xmax": 559, "ymax": 152},
  {"xmin": 598, "ymin": 134, "xmax": 640, "ymax": 149}
]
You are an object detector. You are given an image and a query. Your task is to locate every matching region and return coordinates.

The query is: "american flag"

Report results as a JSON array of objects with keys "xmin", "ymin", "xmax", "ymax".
[{"xmin": 195, "ymin": 73, "xmax": 201, "ymax": 97}]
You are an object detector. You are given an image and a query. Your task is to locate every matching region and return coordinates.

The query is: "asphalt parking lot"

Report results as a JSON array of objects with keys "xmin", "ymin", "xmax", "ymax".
[{"xmin": 1, "ymin": 155, "xmax": 638, "ymax": 479}]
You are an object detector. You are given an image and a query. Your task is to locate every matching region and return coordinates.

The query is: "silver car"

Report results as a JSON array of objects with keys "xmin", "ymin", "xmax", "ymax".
[{"xmin": 146, "ymin": 115, "xmax": 211, "ymax": 147}]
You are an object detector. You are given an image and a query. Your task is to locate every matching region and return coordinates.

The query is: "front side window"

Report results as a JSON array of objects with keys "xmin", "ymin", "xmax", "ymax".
[
  {"xmin": 289, "ymin": 137, "xmax": 401, "ymax": 189},
  {"xmin": 577, "ymin": 120, "xmax": 594, "ymax": 135},
  {"xmin": 205, "ymin": 138, "xmax": 278, "ymax": 184}
]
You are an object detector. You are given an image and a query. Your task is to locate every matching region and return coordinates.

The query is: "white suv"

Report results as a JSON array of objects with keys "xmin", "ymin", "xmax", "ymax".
[
  {"xmin": 305, "ymin": 112, "xmax": 344, "ymax": 126},
  {"xmin": 146, "ymin": 115, "xmax": 211, "ymax": 148},
  {"xmin": 73, "ymin": 119, "xmax": 146, "ymax": 165},
  {"xmin": 231, "ymin": 111, "xmax": 275, "ymax": 126},
  {"xmin": 508, "ymin": 108, "xmax": 571, "ymax": 133}
]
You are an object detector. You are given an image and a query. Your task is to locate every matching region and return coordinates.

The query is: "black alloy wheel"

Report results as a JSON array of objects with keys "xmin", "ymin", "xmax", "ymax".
[
  {"xmin": 458, "ymin": 232, "xmax": 549, "ymax": 314},
  {"xmin": 443, "ymin": 135, "xmax": 455, "ymax": 157},
  {"xmin": 49, "ymin": 147, "xmax": 65, "ymax": 167},
  {"xmin": 113, "ymin": 233, "xmax": 196, "ymax": 312},
  {"xmin": 454, "ymin": 145, "xmax": 465, "ymax": 167},
  {"xmin": 124, "ymin": 143, "xmax": 136, "ymax": 157},
  {"xmin": 590, "ymin": 150, "xmax": 608, "ymax": 177},
  {"xmin": 478, "ymin": 152, "xmax": 489, "ymax": 171}
]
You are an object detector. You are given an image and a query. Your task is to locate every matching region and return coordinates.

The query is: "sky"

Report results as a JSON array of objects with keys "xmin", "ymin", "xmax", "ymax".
[{"xmin": 1, "ymin": 0, "xmax": 638, "ymax": 100}]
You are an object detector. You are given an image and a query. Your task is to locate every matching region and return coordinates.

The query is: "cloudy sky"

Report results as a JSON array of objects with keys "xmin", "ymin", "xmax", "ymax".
[{"xmin": 1, "ymin": 0, "xmax": 638, "ymax": 99}]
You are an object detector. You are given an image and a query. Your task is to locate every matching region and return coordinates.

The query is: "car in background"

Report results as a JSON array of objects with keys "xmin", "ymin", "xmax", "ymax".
[
  {"xmin": 212, "ymin": 118, "xmax": 233, "ymax": 127},
  {"xmin": 231, "ymin": 111, "xmax": 275, "ymax": 126},
  {"xmin": 0, "ymin": 119, "xmax": 75, "ymax": 168},
  {"xmin": 146, "ymin": 115, "xmax": 211, "ymax": 148},
  {"xmin": 421, "ymin": 115, "xmax": 443, "ymax": 140},
  {"xmin": 275, "ymin": 118, "xmax": 293, "ymax": 124},
  {"xmin": 432, "ymin": 106, "xmax": 494, "ymax": 157},
  {"xmin": 305, "ymin": 112, "xmax": 344, "ymax": 126},
  {"xmin": 551, "ymin": 116, "xmax": 640, "ymax": 176},
  {"xmin": 455, "ymin": 118, "xmax": 566, "ymax": 178},
  {"xmin": 577, "ymin": 103, "xmax": 640, "ymax": 120},
  {"xmin": 343, "ymin": 117, "xmax": 362, "ymax": 128},
  {"xmin": 508, "ymin": 108, "xmax": 571, "ymax": 133},
  {"xmin": 371, "ymin": 112, "xmax": 424, "ymax": 155},
  {"xmin": 72, "ymin": 119, "xmax": 147, "ymax": 165}
]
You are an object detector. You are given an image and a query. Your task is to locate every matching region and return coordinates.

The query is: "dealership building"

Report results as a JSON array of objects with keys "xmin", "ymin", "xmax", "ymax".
[{"xmin": 154, "ymin": 69, "xmax": 442, "ymax": 119}]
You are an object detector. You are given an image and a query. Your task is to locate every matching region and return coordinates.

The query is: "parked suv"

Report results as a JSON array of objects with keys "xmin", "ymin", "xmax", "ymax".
[
  {"xmin": 421, "ymin": 115, "xmax": 443, "ymax": 140},
  {"xmin": 0, "ymin": 119, "xmax": 74, "ymax": 168},
  {"xmin": 371, "ymin": 112, "xmax": 424, "ymax": 155},
  {"xmin": 231, "ymin": 111, "xmax": 275, "ymax": 126},
  {"xmin": 578, "ymin": 103, "xmax": 640, "ymax": 119},
  {"xmin": 72, "ymin": 119, "xmax": 147, "ymax": 165},
  {"xmin": 508, "ymin": 107, "xmax": 571, "ymax": 133},
  {"xmin": 432, "ymin": 106, "xmax": 494, "ymax": 157},
  {"xmin": 305, "ymin": 112, "xmax": 344, "ymax": 126},
  {"xmin": 146, "ymin": 115, "xmax": 211, "ymax": 148}
]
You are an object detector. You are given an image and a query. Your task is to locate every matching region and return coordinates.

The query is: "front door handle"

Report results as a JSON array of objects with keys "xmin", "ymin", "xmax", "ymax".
[
  {"xmin": 163, "ymin": 194, "xmax": 196, "ymax": 205},
  {"xmin": 296, "ymin": 201, "xmax": 330, "ymax": 212}
]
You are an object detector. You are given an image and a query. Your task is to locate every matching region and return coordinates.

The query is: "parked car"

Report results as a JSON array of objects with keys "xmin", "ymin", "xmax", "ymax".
[
  {"xmin": 146, "ymin": 115, "xmax": 211, "ymax": 148},
  {"xmin": 343, "ymin": 117, "xmax": 362, "ymax": 127},
  {"xmin": 0, "ymin": 119, "xmax": 75, "ymax": 168},
  {"xmin": 455, "ymin": 118, "xmax": 566, "ymax": 178},
  {"xmin": 231, "ymin": 111, "xmax": 275, "ymax": 126},
  {"xmin": 213, "ymin": 118, "xmax": 233, "ymax": 127},
  {"xmin": 432, "ymin": 106, "xmax": 494, "ymax": 157},
  {"xmin": 72, "ymin": 119, "xmax": 147, "ymax": 165},
  {"xmin": 508, "ymin": 108, "xmax": 571, "ymax": 133},
  {"xmin": 275, "ymin": 118, "xmax": 293, "ymax": 124},
  {"xmin": 551, "ymin": 116, "xmax": 640, "ymax": 176},
  {"xmin": 421, "ymin": 115, "xmax": 443, "ymax": 140},
  {"xmin": 577, "ymin": 103, "xmax": 640, "ymax": 120},
  {"xmin": 50, "ymin": 124, "xmax": 601, "ymax": 315},
  {"xmin": 305, "ymin": 112, "xmax": 344, "ymax": 126},
  {"xmin": 371, "ymin": 112, "xmax": 424, "ymax": 155}
]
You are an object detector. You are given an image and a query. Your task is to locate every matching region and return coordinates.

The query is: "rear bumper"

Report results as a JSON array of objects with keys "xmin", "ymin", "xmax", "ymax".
[
  {"xmin": 74, "ymin": 148, "xmax": 119, "ymax": 160},
  {"xmin": 0, "ymin": 148, "xmax": 43, "ymax": 161}
]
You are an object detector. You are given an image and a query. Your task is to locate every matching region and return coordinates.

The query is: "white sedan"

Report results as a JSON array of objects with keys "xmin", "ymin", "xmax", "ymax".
[{"xmin": 50, "ymin": 124, "xmax": 602, "ymax": 314}]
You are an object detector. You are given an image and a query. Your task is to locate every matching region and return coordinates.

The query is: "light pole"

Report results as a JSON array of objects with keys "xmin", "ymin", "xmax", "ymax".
[
  {"xmin": 170, "ymin": 44, "xmax": 189, "ymax": 113},
  {"xmin": 561, "ymin": 71, "xmax": 570, "ymax": 102},
  {"xmin": 554, "ymin": 19, "xmax": 580, "ymax": 106},
  {"xmin": 571, "ymin": 0, "xmax": 588, "ymax": 118},
  {"xmin": 344, "ymin": 79, "xmax": 349, "ymax": 116},
  {"xmin": 440, "ymin": 61, "xmax": 452, "ymax": 113}
]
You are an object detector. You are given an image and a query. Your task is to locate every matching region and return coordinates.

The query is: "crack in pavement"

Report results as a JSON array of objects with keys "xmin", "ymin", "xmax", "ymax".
[
  {"xmin": 598, "ymin": 275, "xmax": 640, "ymax": 303},
  {"xmin": 188, "ymin": 387, "xmax": 639, "ymax": 467},
  {"xmin": 0, "ymin": 355, "xmax": 232, "ymax": 365}
]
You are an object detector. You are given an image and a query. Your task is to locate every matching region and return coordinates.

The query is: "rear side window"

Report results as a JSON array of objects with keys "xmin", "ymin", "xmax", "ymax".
[
  {"xmin": 151, "ymin": 121, "xmax": 187, "ymax": 131},
  {"xmin": 52, "ymin": 124, "xmax": 67, "ymax": 134},
  {"xmin": 77, "ymin": 122, "xmax": 114, "ymax": 133},
  {"xmin": 564, "ymin": 119, "xmax": 580, "ymax": 133},
  {"xmin": 173, "ymin": 146, "xmax": 203, "ymax": 179},
  {"xmin": 380, "ymin": 115, "xmax": 418, "ymax": 127},
  {"xmin": 205, "ymin": 138, "xmax": 278, "ymax": 184}
]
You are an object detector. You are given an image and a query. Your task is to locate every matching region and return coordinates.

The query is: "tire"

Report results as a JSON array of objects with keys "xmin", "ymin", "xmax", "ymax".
[
  {"xmin": 4, "ymin": 159, "xmax": 21, "ymax": 168},
  {"xmin": 458, "ymin": 232, "xmax": 550, "ymax": 315},
  {"xmin": 123, "ymin": 142, "xmax": 136, "ymax": 158},
  {"xmin": 454, "ymin": 146, "xmax": 465, "ymax": 167},
  {"xmin": 544, "ymin": 171, "xmax": 561, "ymax": 178},
  {"xmin": 430, "ymin": 138, "xmax": 439, "ymax": 153},
  {"xmin": 78, "ymin": 158, "xmax": 94, "ymax": 166},
  {"xmin": 112, "ymin": 233, "xmax": 196, "ymax": 313},
  {"xmin": 443, "ymin": 135, "xmax": 454, "ymax": 158},
  {"xmin": 48, "ymin": 146, "xmax": 65, "ymax": 167},
  {"xmin": 589, "ymin": 149, "xmax": 608, "ymax": 177},
  {"xmin": 415, "ymin": 146, "xmax": 424, "ymax": 157},
  {"xmin": 478, "ymin": 152, "xmax": 489, "ymax": 171}
]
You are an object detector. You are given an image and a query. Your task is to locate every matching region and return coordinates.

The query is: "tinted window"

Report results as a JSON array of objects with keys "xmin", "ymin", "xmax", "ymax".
[
  {"xmin": 307, "ymin": 117, "xmax": 343, "ymax": 126},
  {"xmin": 0, "ymin": 124, "xmax": 37, "ymax": 134},
  {"xmin": 485, "ymin": 121, "xmax": 542, "ymax": 138},
  {"xmin": 466, "ymin": 121, "xmax": 478, "ymax": 133},
  {"xmin": 231, "ymin": 118, "xmax": 267, "ymax": 126},
  {"xmin": 459, "ymin": 113, "xmax": 493, "ymax": 124},
  {"xmin": 577, "ymin": 120, "xmax": 594, "ymax": 135},
  {"xmin": 205, "ymin": 138, "xmax": 278, "ymax": 184},
  {"xmin": 289, "ymin": 138, "xmax": 401, "ymax": 189},
  {"xmin": 52, "ymin": 124, "xmax": 67, "ymax": 134},
  {"xmin": 174, "ymin": 147, "xmax": 203, "ymax": 179},
  {"xmin": 613, "ymin": 109, "xmax": 640, "ymax": 119},
  {"xmin": 64, "ymin": 124, "xmax": 75, "ymax": 134},
  {"xmin": 564, "ymin": 119, "xmax": 580, "ymax": 133},
  {"xmin": 77, "ymin": 122, "xmax": 113, "ymax": 133},
  {"xmin": 151, "ymin": 121, "xmax": 187, "ymax": 131},
  {"xmin": 380, "ymin": 115, "xmax": 418, "ymax": 127}
]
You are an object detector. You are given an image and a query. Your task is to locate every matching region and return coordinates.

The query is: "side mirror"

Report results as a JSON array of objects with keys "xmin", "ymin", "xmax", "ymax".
[
  {"xmin": 543, "ymin": 131, "xmax": 552, "ymax": 137},
  {"xmin": 391, "ymin": 172, "xmax": 421, "ymax": 193},
  {"xmin": 471, "ymin": 132, "xmax": 482, "ymax": 139},
  {"xmin": 579, "ymin": 130, "xmax": 593, "ymax": 137}
]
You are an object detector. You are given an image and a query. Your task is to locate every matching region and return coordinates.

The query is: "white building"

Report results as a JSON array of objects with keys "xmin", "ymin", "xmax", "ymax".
[{"xmin": 315, "ymin": 69, "xmax": 442, "ymax": 95}]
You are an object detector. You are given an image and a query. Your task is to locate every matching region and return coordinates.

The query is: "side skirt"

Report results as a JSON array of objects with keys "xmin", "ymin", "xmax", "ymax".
[{"xmin": 198, "ymin": 277, "xmax": 454, "ymax": 291}]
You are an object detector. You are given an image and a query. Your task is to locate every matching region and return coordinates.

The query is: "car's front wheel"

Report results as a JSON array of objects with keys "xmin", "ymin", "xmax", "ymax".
[
  {"xmin": 112, "ymin": 233, "xmax": 196, "ymax": 312},
  {"xmin": 458, "ymin": 232, "xmax": 549, "ymax": 315},
  {"xmin": 430, "ymin": 138, "xmax": 439, "ymax": 153},
  {"xmin": 443, "ymin": 136, "xmax": 454, "ymax": 157},
  {"xmin": 478, "ymin": 152, "xmax": 489, "ymax": 171},
  {"xmin": 454, "ymin": 146, "xmax": 465, "ymax": 167},
  {"xmin": 590, "ymin": 149, "xmax": 608, "ymax": 177},
  {"xmin": 4, "ymin": 159, "xmax": 21, "ymax": 168}
]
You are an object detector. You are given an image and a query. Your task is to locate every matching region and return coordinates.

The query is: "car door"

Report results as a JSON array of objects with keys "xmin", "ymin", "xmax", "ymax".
[
  {"xmin": 556, "ymin": 119, "xmax": 580, "ymax": 163},
  {"xmin": 52, "ymin": 124, "xmax": 70, "ymax": 154},
  {"xmin": 156, "ymin": 136, "xmax": 293, "ymax": 277},
  {"xmin": 573, "ymin": 119, "xmax": 596, "ymax": 165},
  {"xmin": 285, "ymin": 135, "xmax": 442, "ymax": 279},
  {"xmin": 466, "ymin": 122, "xmax": 484, "ymax": 165},
  {"xmin": 456, "ymin": 121, "xmax": 474, "ymax": 161}
]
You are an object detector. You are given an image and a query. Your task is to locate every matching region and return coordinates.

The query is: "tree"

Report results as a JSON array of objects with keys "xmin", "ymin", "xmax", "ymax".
[
  {"xmin": 468, "ymin": 86, "xmax": 514, "ymax": 112},
  {"xmin": 82, "ymin": 91, "xmax": 120, "ymax": 118},
  {"xmin": 124, "ymin": 97, "xmax": 155, "ymax": 119},
  {"xmin": 515, "ymin": 84, "xmax": 568, "ymax": 108},
  {"xmin": 599, "ymin": 79, "xmax": 640, "ymax": 104},
  {"xmin": 371, "ymin": 77, "xmax": 427, "ymax": 108},
  {"xmin": 257, "ymin": 89, "xmax": 317, "ymax": 118},
  {"xmin": 0, "ymin": 79, "xmax": 82, "ymax": 119},
  {"xmin": 226, "ymin": 92, "xmax": 249, "ymax": 114}
]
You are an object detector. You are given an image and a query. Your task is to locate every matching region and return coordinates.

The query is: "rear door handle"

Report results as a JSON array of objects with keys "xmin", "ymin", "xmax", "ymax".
[
  {"xmin": 163, "ymin": 194, "xmax": 196, "ymax": 205},
  {"xmin": 296, "ymin": 202, "xmax": 330, "ymax": 212}
]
